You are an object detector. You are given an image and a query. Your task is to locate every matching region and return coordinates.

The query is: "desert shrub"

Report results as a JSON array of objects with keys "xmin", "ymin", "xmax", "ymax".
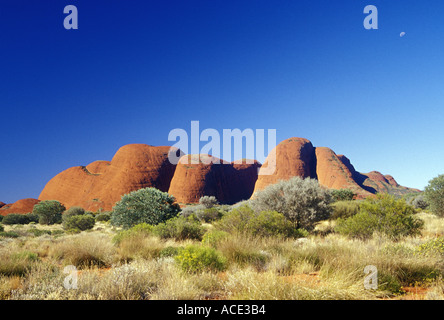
[
  {"xmin": 63, "ymin": 215, "xmax": 95, "ymax": 231},
  {"xmin": 202, "ymin": 230, "xmax": 230, "ymax": 248},
  {"xmin": 112, "ymin": 223, "xmax": 153, "ymax": 245},
  {"xmin": 111, "ymin": 188, "xmax": 180, "ymax": 229},
  {"xmin": 411, "ymin": 195, "xmax": 429, "ymax": 210},
  {"xmin": 415, "ymin": 237, "xmax": 444, "ymax": 257},
  {"xmin": 336, "ymin": 194, "xmax": 424, "ymax": 240},
  {"xmin": 159, "ymin": 246, "xmax": 181, "ymax": 258},
  {"xmin": 424, "ymin": 175, "xmax": 444, "ymax": 217},
  {"xmin": 199, "ymin": 196, "xmax": 219, "ymax": 209},
  {"xmin": 331, "ymin": 189, "xmax": 356, "ymax": 201},
  {"xmin": 0, "ymin": 231, "xmax": 19, "ymax": 238},
  {"xmin": 62, "ymin": 206, "xmax": 86, "ymax": 219},
  {"xmin": 195, "ymin": 207, "xmax": 224, "ymax": 223},
  {"xmin": 33, "ymin": 200, "xmax": 65, "ymax": 225},
  {"xmin": 153, "ymin": 216, "xmax": 205, "ymax": 241},
  {"xmin": 25, "ymin": 213, "xmax": 40, "ymax": 223},
  {"xmin": 251, "ymin": 177, "xmax": 332, "ymax": 231},
  {"xmin": 95, "ymin": 212, "xmax": 111, "ymax": 222},
  {"xmin": 174, "ymin": 245, "xmax": 227, "ymax": 273},
  {"xmin": 0, "ymin": 225, "xmax": 3, "ymax": 232},
  {"xmin": 27, "ymin": 228, "xmax": 52, "ymax": 237},
  {"xmin": 330, "ymin": 201, "xmax": 360, "ymax": 220},
  {"xmin": 0, "ymin": 216, "xmax": 2, "ymax": 223},
  {"xmin": 2, "ymin": 214, "xmax": 31, "ymax": 225},
  {"xmin": 217, "ymin": 205, "xmax": 305, "ymax": 238}
]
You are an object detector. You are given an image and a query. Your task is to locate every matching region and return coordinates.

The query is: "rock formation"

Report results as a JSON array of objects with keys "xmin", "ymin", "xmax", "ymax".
[
  {"xmin": 39, "ymin": 144, "xmax": 181, "ymax": 211},
  {"xmin": 168, "ymin": 155, "xmax": 260, "ymax": 204},
  {"xmin": 0, "ymin": 198, "xmax": 40, "ymax": 216},
  {"xmin": 35, "ymin": 138, "xmax": 418, "ymax": 211}
]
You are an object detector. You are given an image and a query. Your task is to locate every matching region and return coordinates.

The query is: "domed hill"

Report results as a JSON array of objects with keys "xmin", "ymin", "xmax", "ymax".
[
  {"xmin": 315, "ymin": 147, "xmax": 372, "ymax": 197},
  {"xmin": 168, "ymin": 155, "xmax": 260, "ymax": 205},
  {"xmin": 252, "ymin": 138, "xmax": 419, "ymax": 198},
  {"xmin": 0, "ymin": 198, "xmax": 40, "ymax": 216},
  {"xmin": 253, "ymin": 137, "xmax": 317, "ymax": 194},
  {"xmin": 39, "ymin": 144, "xmax": 182, "ymax": 212}
]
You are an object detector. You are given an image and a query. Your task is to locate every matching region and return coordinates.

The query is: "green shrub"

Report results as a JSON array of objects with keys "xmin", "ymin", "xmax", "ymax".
[
  {"xmin": 195, "ymin": 207, "xmax": 224, "ymax": 223},
  {"xmin": 25, "ymin": 213, "xmax": 40, "ymax": 223},
  {"xmin": 63, "ymin": 206, "xmax": 86, "ymax": 220},
  {"xmin": 0, "ymin": 231, "xmax": 20, "ymax": 238},
  {"xmin": 95, "ymin": 212, "xmax": 111, "ymax": 222},
  {"xmin": 2, "ymin": 214, "xmax": 31, "ymax": 225},
  {"xmin": 112, "ymin": 223, "xmax": 153, "ymax": 245},
  {"xmin": 216, "ymin": 205, "xmax": 305, "ymax": 238},
  {"xmin": 153, "ymin": 216, "xmax": 205, "ymax": 241},
  {"xmin": 251, "ymin": 177, "xmax": 332, "ymax": 231},
  {"xmin": 331, "ymin": 189, "xmax": 356, "ymax": 201},
  {"xmin": 415, "ymin": 237, "xmax": 444, "ymax": 257},
  {"xmin": 336, "ymin": 194, "xmax": 424, "ymax": 240},
  {"xmin": 202, "ymin": 230, "xmax": 230, "ymax": 248},
  {"xmin": 199, "ymin": 196, "xmax": 219, "ymax": 209},
  {"xmin": 411, "ymin": 195, "xmax": 429, "ymax": 210},
  {"xmin": 330, "ymin": 201, "xmax": 360, "ymax": 220},
  {"xmin": 27, "ymin": 228, "xmax": 52, "ymax": 237},
  {"xmin": 33, "ymin": 200, "xmax": 65, "ymax": 225},
  {"xmin": 111, "ymin": 188, "xmax": 180, "ymax": 229},
  {"xmin": 0, "ymin": 216, "xmax": 3, "ymax": 223},
  {"xmin": 0, "ymin": 224, "xmax": 3, "ymax": 232},
  {"xmin": 174, "ymin": 245, "xmax": 227, "ymax": 273},
  {"xmin": 424, "ymin": 175, "xmax": 444, "ymax": 216},
  {"xmin": 63, "ymin": 215, "xmax": 95, "ymax": 231},
  {"xmin": 159, "ymin": 246, "xmax": 181, "ymax": 258}
]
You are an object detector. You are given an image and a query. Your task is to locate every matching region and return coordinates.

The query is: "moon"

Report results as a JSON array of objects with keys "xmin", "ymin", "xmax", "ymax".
[{"xmin": 400, "ymin": 32, "xmax": 406, "ymax": 37}]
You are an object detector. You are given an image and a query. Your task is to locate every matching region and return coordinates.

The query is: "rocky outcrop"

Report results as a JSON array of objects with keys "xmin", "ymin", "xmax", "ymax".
[
  {"xmin": 253, "ymin": 138, "xmax": 317, "ymax": 194},
  {"xmin": 39, "ymin": 144, "xmax": 180, "ymax": 211},
  {"xmin": 0, "ymin": 198, "xmax": 40, "ymax": 216},
  {"xmin": 168, "ymin": 155, "xmax": 260, "ymax": 204}
]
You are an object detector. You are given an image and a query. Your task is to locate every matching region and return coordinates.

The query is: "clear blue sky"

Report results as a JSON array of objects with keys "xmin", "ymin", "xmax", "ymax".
[{"xmin": 1, "ymin": 0, "xmax": 443, "ymax": 203}]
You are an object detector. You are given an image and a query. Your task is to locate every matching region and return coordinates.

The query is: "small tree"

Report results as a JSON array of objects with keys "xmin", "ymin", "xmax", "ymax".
[
  {"xmin": 63, "ymin": 215, "xmax": 95, "ymax": 232},
  {"xmin": 424, "ymin": 174, "xmax": 444, "ymax": 217},
  {"xmin": 251, "ymin": 177, "xmax": 333, "ymax": 231},
  {"xmin": 331, "ymin": 189, "xmax": 356, "ymax": 202},
  {"xmin": 411, "ymin": 195, "xmax": 429, "ymax": 210},
  {"xmin": 32, "ymin": 200, "xmax": 65, "ymax": 225},
  {"xmin": 111, "ymin": 187, "xmax": 181, "ymax": 229},
  {"xmin": 199, "ymin": 196, "xmax": 219, "ymax": 209}
]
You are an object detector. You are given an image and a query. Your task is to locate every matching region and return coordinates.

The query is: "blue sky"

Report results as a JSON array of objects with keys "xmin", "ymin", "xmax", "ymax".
[{"xmin": 1, "ymin": 0, "xmax": 443, "ymax": 203}]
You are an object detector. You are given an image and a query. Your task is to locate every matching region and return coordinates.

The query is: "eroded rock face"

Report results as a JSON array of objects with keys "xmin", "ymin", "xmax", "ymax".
[
  {"xmin": 253, "ymin": 137, "xmax": 317, "ymax": 194},
  {"xmin": 168, "ymin": 155, "xmax": 260, "ymax": 204},
  {"xmin": 0, "ymin": 202, "xmax": 5, "ymax": 209},
  {"xmin": 0, "ymin": 198, "xmax": 40, "ymax": 216},
  {"xmin": 251, "ymin": 138, "xmax": 418, "ymax": 198},
  {"xmin": 39, "ymin": 144, "xmax": 180, "ymax": 211}
]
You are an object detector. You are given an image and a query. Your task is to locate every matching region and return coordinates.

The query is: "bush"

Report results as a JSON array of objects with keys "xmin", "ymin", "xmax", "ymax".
[
  {"xmin": 251, "ymin": 177, "xmax": 332, "ymax": 231},
  {"xmin": 27, "ymin": 228, "xmax": 52, "ymax": 237},
  {"xmin": 411, "ymin": 195, "xmax": 429, "ymax": 210},
  {"xmin": 153, "ymin": 216, "xmax": 205, "ymax": 241},
  {"xmin": 0, "ymin": 216, "xmax": 3, "ymax": 223},
  {"xmin": 415, "ymin": 237, "xmax": 444, "ymax": 257},
  {"xmin": 111, "ymin": 188, "xmax": 180, "ymax": 229},
  {"xmin": 0, "ymin": 231, "xmax": 20, "ymax": 238},
  {"xmin": 195, "ymin": 207, "xmax": 224, "ymax": 223},
  {"xmin": 216, "ymin": 205, "xmax": 305, "ymax": 238},
  {"xmin": 95, "ymin": 212, "xmax": 111, "ymax": 222},
  {"xmin": 159, "ymin": 246, "xmax": 182, "ymax": 258},
  {"xmin": 330, "ymin": 201, "xmax": 360, "ymax": 220},
  {"xmin": 63, "ymin": 206, "xmax": 86, "ymax": 220},
  {"xmin": 2, "ymin": 214, "xmax": 30, "ymax": 225},
  {"xmin": 336, "ymin": 194, "xmax": 424, "ymax": 240},
  {"xmin": 174, "ymin": 245, "xmax": 227, "ymax": 273},
  {"xmin": 0, "ymin": 224, "xmax": 3, "ymax": 232},
  {"xmin": 63, "ymin": 215, "xmax": 95, "ymax": 231},
  {"xmin": 424, "ymin": 175, "xmax": 444, "ymax": 217},
  {"xmin": 202, "ymin": 230, "xmax": 230, "ymax": 248},
  {"xmin": 33, "ymin": 200, "xmax": 65, "ymax": 225},
  {"xmin": 331, "ymin": 189, "xmax": 356, "ymax": 202},
  {"xmin": 112, "ymin": 223, "xmax": 153, "ymax": 245},
  {"xmin": 199, "ymin": 196, "xmax": 219, "ymax": 209}
]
